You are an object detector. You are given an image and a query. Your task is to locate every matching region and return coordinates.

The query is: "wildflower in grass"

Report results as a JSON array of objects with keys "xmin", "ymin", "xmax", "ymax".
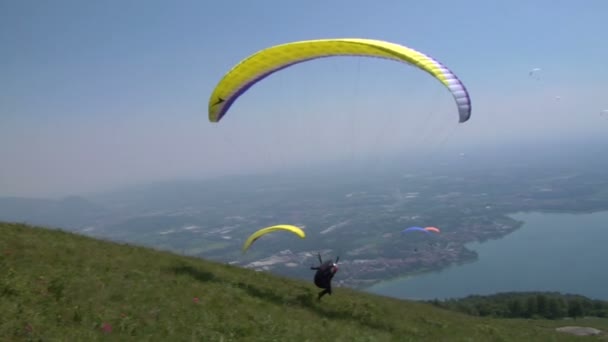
[{"xmin": 101, "ymin": 322, "xmax": 112, "ymax": 333}]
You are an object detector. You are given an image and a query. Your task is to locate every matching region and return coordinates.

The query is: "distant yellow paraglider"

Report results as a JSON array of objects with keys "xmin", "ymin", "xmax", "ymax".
[{"xmin": 242, "ymin": 224, "xmax": 306, "ymax": 253}]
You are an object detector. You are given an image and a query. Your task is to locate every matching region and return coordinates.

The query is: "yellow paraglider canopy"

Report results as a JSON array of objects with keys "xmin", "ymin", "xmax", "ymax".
[
  {"xmin": 208, "ymin": 38, "xmax": 472, "ymax": 124},
  {"xmin": 242, "ymin": 224, "xmax": 306, "ymax": 253}
]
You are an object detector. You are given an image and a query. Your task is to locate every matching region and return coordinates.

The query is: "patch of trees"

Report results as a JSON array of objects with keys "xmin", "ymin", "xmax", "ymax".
[{"xmin": 426, "ymin": 292, "xmax": 608, "ymax": 320}]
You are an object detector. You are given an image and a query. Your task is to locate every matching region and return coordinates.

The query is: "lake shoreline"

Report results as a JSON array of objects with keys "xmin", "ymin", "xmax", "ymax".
[{"xmin": 363, "ymin": 210, "xmax": 608, "ymax": 301}]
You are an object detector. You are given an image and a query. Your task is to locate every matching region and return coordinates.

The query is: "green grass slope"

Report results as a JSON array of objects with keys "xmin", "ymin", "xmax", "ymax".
[{"xmin": 1, "ymin": 222, "xmax": 607, "ymax": 341}]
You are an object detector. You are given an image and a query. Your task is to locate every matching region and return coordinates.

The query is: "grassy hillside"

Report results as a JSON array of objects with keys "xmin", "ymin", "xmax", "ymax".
[{"xmin": 1, "ymin": 222, "xmax": 607, "ymax": 341}]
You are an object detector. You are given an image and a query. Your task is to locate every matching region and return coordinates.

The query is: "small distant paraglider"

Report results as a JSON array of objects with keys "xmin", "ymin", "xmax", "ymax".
[
  {"xmin": 527, "ymin": 67, "xmax": 561, "ymax": 102},
  {"xmin": 529, "ymin": 68, "xmax": 542, "ymax": 80},
  {"xmin": 402, "ymin": 226, "xmax": 442, "ymax": 251},
  {"xmin": 402, "ymin": 226, "xmax": 441, "ymax": 234}
]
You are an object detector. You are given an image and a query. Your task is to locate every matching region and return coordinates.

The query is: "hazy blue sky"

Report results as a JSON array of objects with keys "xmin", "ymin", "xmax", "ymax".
[{"xmin": 2, "ymin": 0, "xmax": 607, "ymax": 197}]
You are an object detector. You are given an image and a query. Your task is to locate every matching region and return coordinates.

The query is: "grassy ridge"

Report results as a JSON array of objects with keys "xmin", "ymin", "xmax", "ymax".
[{"xmin": 1, "ymin": 222, "xmax": 606, "ymax": 341}]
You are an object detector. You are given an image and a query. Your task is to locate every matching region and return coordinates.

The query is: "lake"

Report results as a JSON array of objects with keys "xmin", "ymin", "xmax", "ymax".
[{"xmin": 365, "ymin": 210, "xmax": 608, "ymax": 301}]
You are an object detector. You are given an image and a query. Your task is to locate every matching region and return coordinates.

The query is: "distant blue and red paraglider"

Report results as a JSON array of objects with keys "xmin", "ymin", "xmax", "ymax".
[{"xmin": 402, "ymin": 226, "xmax": 441, "ymax": 234}]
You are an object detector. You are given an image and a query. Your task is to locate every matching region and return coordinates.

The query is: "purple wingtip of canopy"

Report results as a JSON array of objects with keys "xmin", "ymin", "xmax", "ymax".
[{"xmin": 427, "ymin": 57, "xmax": 472, "ymax": 123}]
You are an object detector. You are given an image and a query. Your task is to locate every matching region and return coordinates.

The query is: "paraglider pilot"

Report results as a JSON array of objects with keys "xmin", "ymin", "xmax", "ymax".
[{"xmin": 310, "ymin": 253, "xmax": 339, "ymax": 300}]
